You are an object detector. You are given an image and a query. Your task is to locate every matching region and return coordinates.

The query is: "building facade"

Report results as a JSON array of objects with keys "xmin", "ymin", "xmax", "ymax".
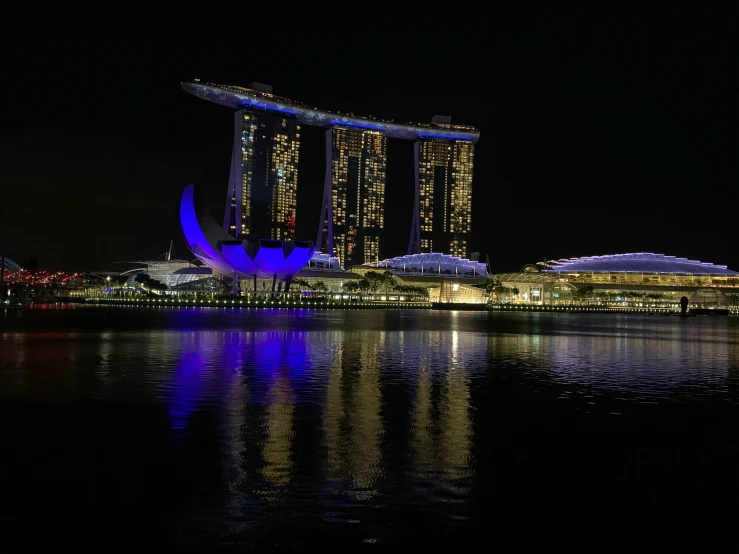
[
  {"xmin": 224, "ymin": 107, "xmax": 301, "ymax": 241},
  {"xmin": 417, "ymin": 137, "xmax": 474, "ymax": 258},
  {"xmin": 330, "ymin": 127, "xmax": 387, "ymax": 266},
  {"xmin": 180, "ymin": 184, "xmax": 315, "ymax": 291},
  {"xmin": 490, "ymin": 253, "xmax": 739, "ymax": 307},
  {"xmin": 183, "ymin": 82, "xmax": 479, "ymax": 259}
]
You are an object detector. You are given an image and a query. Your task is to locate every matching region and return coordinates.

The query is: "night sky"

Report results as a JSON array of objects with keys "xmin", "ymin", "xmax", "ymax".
[{"xmin": 3, "ymin": 9, "xmax": 736, "ymax": 272}]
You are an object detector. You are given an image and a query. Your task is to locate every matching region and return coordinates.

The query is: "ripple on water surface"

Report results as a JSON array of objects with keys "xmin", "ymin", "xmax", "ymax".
[{"xmin": 1, "ymin": 307, "xmax": 738, "ymax": 549}]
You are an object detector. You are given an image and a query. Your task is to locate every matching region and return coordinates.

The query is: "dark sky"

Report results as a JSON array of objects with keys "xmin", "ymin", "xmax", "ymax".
[{"xmin": 2, "ymin": 9, "xmax": 736, "ymax": 272}]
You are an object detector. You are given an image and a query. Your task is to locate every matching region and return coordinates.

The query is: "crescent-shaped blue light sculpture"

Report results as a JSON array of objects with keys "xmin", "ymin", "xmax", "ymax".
[
  {"xmin": 220, "ymin": 242, "xmax": 260, "ymax": 275},
  {"xmin": 180, "ymin": 184, "xmax": 315, "ymax": 280},
  {"xmin": 180, "ymin": 184, "xmax": 237, "ymax": 276}
]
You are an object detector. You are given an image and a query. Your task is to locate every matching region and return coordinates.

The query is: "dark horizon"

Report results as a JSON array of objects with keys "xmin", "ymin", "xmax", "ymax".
[{"xmin": 2, "ymin": 9, "xmax": 736, "ymax": 273}]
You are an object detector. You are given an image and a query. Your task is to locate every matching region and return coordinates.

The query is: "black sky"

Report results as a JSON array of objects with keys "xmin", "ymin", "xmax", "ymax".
[{"xmin": 2, "ymin": 9, "xmax": 736, "ymax": 272}]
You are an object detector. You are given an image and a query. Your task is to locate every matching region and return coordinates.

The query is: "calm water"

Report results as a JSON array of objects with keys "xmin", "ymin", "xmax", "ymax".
[{"xmin": 2, "ymin": 306, "xmax": 739, "ymax": 551}]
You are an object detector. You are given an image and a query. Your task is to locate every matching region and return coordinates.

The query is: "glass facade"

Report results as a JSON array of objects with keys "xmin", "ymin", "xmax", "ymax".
[
  {"xmin": 491, "ymin": 269, "xmax": 739, "ymax": 308},
  {"xmin": 187, "ymin": 83, "xmax": 481, "ymax": 260},
  {"xmin": 228, "ymin": 110, "xmax": 301, "ymax": 240},
  {"xmin": 330, "ymin": 127, "xmax": 387, "ymax": 266},
  {"xmin": 418, "ymin": 139, "xmax": 474, "ymax": 258},
  {"xmin": 548, "ymin": 271, "xmax": 739, "ymax": 289}
]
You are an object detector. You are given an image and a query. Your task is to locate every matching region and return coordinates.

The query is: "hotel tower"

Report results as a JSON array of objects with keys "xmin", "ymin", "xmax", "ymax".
[
  {"xmin": 328, "ymin": 126, "xmax": 387, "ymax": 266},
  {"xmin": 182, "ymin": 81, "xmax": 479, "ymax": 264}
]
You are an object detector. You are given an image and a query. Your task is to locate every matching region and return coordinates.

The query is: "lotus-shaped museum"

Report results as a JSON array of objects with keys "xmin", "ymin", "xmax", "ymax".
[{"xmin": 180, "ymin": 184, "xmax": 315, "ymax": 287}]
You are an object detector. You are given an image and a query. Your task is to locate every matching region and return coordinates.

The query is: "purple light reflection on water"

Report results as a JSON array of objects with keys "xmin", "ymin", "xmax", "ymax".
[
  {"xmin": 168, "ymin": 350, "xmax": 206, "ymax": 432},
  {"xmin": 237, "ymin": 330, "xmax": 313, "ymax": 405},
  {"xmin": 165, "ymin": 306, "xmax": 318, "ymax": 331},
  {"xmin": 165, "ymin": 309, "xmax": 320, "ymax": 430},
  {"xmin": 4, "ymin": 310, "xmax": 739, "ymax": 550}
]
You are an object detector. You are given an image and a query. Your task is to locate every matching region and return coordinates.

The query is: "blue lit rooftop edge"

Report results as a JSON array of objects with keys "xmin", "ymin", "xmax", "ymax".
[
  {"xmin": 417, "ymin": 133, "xmax": 472, "ymax": 141},
  {"xmin": 240, "ymin": 99, "xmax": 297, "ymax": 115},
  {"xmin": 542, "ymin": 252, "xmax": 738, "ymax": 276},
  {"xmin": 330, "ymin": 119, "xmax": 385, "ymax": 131},
  {"xmin": 181, "ymin": 82, "xmax": 480, "ymax": 143}
]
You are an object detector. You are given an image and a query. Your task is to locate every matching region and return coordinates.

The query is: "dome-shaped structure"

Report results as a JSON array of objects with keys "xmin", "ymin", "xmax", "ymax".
[
  {"xmin": 180, "ymin": 184, "xmax": 315, "ymax": 281},
  {"xmin": 373, "ymin": 253, "xmax": 487, "ymax": 277},
  {"xmin": 306, "ymin": 252, "xmax": 344, "ymax": 271},
  {"xmin": 123, "ymin": 263, "xmax": 218, "ymax": 290},
  {"xmin": 552, "ymin": 281, "xmax": 577, "ymax": 302},
  {"xmin": 689, "ymin": 288, "xmax": 730, "ymax": 314},
  {"xmin": 545, "ymin": 253, "xmax": 738, "ymax": 275}
]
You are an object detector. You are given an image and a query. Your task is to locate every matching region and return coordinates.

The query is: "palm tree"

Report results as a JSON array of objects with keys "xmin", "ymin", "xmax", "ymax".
[
  {"xmin": 412, "ymin": 285, "xmax": 430, "ymax": 298},
  {"xmin": 342, "ymin": 281, "xmax": 360, "ymax": 293},
  {"xmin": 311, "ymin": 280, "xmax": 328, "ymax": 292},
  {"xmin": 146, "ymin": 278, "xmax": 168, "ymax": 293},
  {"xmin": 493, "ymin": 285, "xmax": 510, "ymax": 303},
  {"xmin": 574, "ymin": 286, "xmax": 594, "ymax": 304},
  {"xmin": 363, "ymin": 271, "xmax": 384, "ymax": 292},
  {"xmin": 291, "ymin": 277, "xmax": 312, "ymax": 291},
  {"xmin": 381, "ymin": 272, "xmax": 396, "ymax": 293},
  {"xmin": 357, "ymin": 278, "xmax": 371, "ymax": 292},
  {"xmin": 484, "ymin": 277, "xmax": 499, "ymax": 293}
]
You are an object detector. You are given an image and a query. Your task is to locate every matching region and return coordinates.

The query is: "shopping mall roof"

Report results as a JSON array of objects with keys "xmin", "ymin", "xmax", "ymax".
[
  {"xmin": 305, "ymin": 252, "xmax": 344, "ymax": 272},
  {"xmin": 542, "ymin": 253, "xmax": 738, "ymax": 276},
  {"xmin": 494, "ymin": 272, "xmax": 560, "ymax": 284},
  {"xmin": 371, "ymin": 253, "xmax": 487, "ymax": 277}
]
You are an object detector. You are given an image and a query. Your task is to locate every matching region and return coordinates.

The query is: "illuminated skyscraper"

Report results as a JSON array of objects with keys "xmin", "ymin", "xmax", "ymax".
[
  {"xmin": 408, "ymin": 116, "xmax": 475, "ymax": 258},
  {"xmin": 223, "ymin": 84, "xmax": 301, "ymax": 240},
  {"xmin": 416, "ymin": 138, "xmax": 474, "ymax": 257},
  {"xmin": 182, "ymin": 82, "xmax": 479, "ymax": 259},
  {"xmin": 329, "ymin": 127, "xmax": 387, "ymax": 266}
]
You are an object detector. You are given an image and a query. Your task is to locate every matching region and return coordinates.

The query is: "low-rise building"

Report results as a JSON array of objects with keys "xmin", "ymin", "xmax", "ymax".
[{"xmin": 491, "ymin": 253, "xmax": 739, "ymax": 307}]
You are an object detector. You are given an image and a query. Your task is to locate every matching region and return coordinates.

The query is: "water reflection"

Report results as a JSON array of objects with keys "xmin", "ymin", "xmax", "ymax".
[
  {"xmin": 2, "ymin": 310, "xmax": 739, "ymax": 549},
  {"xmin": 411, "ymin": 331, "xmax": 473, "ymax": 500},
  {"xmin": 351, "ymin": 336, "xmax": 383, "ymax": 493},
  {"xmin": 483, "ymin": 316, "xmax": 737, "ymax": 399},
  {"xmin": 168, "ymin": 350, "xmax": 206, "ymax": 432},
  {"xmin": 438, "ymin": 344, "xmax": 472, "ymax": 487},
  {"xmin": 322, "ymin": 332, "xmax": 343, "ymax": 484},
  {"xmin": 261, "ymin": 370, "xmax": 295, "ymax": 489},
  {"xmin": 219, "ymin": 333, "xmax": 250, "ymax": 532},
  {"xmin": 315, "ymin": 334, "xmax": 383, "ymax": 528},
  {"xmin": 0, "ymin": 332, "xmax": 81, "ymax": 398}
]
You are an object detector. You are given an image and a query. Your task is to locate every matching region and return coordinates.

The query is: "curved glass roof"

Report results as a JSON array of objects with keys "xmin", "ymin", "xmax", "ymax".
[
  {"xmin": 373, "ymin": 253, "xmax": 487, "ymax": 277},
  {"xmin": 493, "ymin": 272, "xmax": 559, "ymax": 284},
  {"xmin": 690, "ymin": 287, "xmax": 729, "ymax": 307},
  {"xmin": 544, "ymin": 253, "xmax": 738, "ymax": 275},
  {"xmin": 304, "ymin": 252, "xmax": 344, "ymax": 272}
]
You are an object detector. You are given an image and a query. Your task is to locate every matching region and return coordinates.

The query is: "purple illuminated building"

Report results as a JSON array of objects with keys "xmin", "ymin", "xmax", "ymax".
[
  {"xmin": 181, "ymin": 81, "xmax": 480, "ymax": 264},
  {"xmin": 180, "ymin": 184, "xmax": 314, "ymax": 291}
]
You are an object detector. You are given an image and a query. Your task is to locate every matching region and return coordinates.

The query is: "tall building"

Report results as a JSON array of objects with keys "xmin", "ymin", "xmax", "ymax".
[
  {"xmin": 329, "ymin": 127, "xmax": 387, "ymax": 266},
  {"xmin": 417, "ymin": 136, "xmax": 474, "ymax": 258},
  {"xmin": 223, "ymin": 84, "xmax": 301, "ymax": 241},
  {"xmin": 181, "ymin": 82, "xmax": 479, "ymax": 260}
]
